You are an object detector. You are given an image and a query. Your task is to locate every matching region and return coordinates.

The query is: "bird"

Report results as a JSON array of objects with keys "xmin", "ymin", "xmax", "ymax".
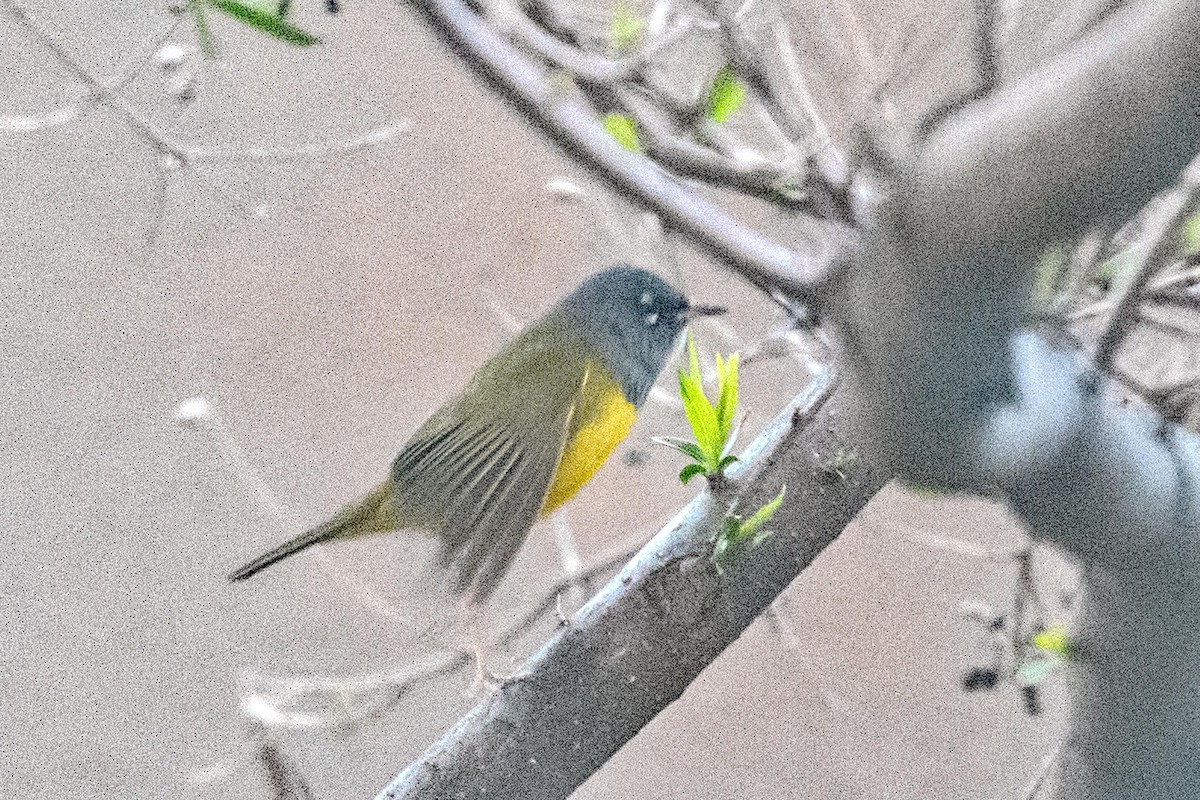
[{"xmin": 228, "ymin": 265, "xmax": 724, "ymax": 602}]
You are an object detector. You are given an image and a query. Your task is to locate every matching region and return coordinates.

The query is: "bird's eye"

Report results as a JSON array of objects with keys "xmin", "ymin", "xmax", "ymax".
[
  {"xmin": 645, "ymin": 312, "xmax": 659, "ymax": 326},
  {"xmin": 639, "ymin": 292, "xmax": 653, "ymax": 306}
]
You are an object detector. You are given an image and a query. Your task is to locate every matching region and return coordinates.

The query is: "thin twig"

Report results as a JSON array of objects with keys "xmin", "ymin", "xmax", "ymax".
[
  {"xmin": 406, "ymin": 0, "xmax": 834, "ymax": 306},
  {"xmin": 494, "ymin": 3, "xmax": 832, "ymax": 215},
  {"xmin": 2, "ymin": 0, "xmax": 408, "ymax": 163},
  {"xmin": 696, "ymin": 0, "xmax": 850, "ymax": 217},
  {"xmin": 915, "ymin": 0, "xmax": 1001, "ymax": 140},
  {"xmin": 617, "ymin": 88, "xmax": 807, "ymax": 207},
  {"xmin": 240, "ymin": 543, "xmax": 643, "ymax": 731},
  {"xmin": 1093, "ymin": 165, "xmax": 1200, "ymax": 370},
  {"xmin": 253, "ymin": 724, "xmax": 316, "ymax": 800},
  {"xmin": 1021, "ymin": 739, "xmax": 1065, "ymax": 800},
  {"xmin": 3, "ymin": 0, "xmax": 189, "ymax": 159},
  {"xmin": 770, "ymin": 18, "xmax": 843, "ymax": 180},
  {"xmin": 497, "ymin": 543, "xmax": 642, "ymax": 646}
]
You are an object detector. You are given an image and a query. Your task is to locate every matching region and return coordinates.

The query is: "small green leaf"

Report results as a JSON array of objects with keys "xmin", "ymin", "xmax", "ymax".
[
  {"xmin": 1017, "ymin": 658, "xmax": 1059, "ymax": 687},
  {"xmin": 1032, "ymin": 244, "xmax": 1065, "ymax": 311},
  {"xmin": 679, "ymin": 376, "xmax": 719, "ymax": 462},
  {"xmin": 188, "ymin": 0, "xmax": 220, "ymax": 59},
  {"xmin": 610, "ymin": 1, "xmax": 643, "ymax": 52},
  {"xmin": 668, "ymin": 331, "xmax": 741, "ymax": 480},
  {"xmin": 603, "ymin": 113, "xmax": 641, "ymax": 153},
  {"xmin": 679, "ymin": 333, "xmax": 720, "ymax": 462},
  {"xmin": 738, "ymin": 486, "xmax": 785, "ymax": 542},
  {"xmin": 715, "ymin": 352, "xmax": 739, "ymax": 443},
  {"xmin": 679, "ymin": 463, "xmax": 707, "ymax": 484},
  {"xmin": 711, "ymin": 488, "xmax": 783, "ymax": 574},
  {"xmin": 1183, "ymin": 211, "xmax": 1200, "ymax": 255},
  {"xmin": 209, "ymin": 0, "xmax": 321, "ymax": 46},
  {"xmin": 706, "ymin": 66, "xmax": 745, "ymax": 123},
  {"xmin": 1032, "ymin": 625, "xmax": 1071, "ymax": 657},
  {"xmin": 652, "ymin": 436, "xmax": 707, "ymax": 463}
]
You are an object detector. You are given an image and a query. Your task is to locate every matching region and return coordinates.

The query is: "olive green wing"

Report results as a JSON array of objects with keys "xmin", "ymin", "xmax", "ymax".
[{"xmin": 390, "ymin": 318, "xmax": 588, "ymax": 602}]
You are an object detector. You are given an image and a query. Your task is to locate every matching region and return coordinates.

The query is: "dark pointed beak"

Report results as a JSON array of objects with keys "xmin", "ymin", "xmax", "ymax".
[{"xmin": 677, "ymin": 303, "xmax": 727, "ymax": 322}]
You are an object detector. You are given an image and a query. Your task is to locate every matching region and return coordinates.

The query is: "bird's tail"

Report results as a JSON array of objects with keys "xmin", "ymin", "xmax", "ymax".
[{"xmin": 228, "ymin": 481, "xmax": 400, "ymax": 582}]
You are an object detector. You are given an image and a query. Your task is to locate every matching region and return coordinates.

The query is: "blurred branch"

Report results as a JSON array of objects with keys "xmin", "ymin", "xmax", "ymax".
[
  {"xmin": 842, "ymin": 0, "xmax": 1200, "ymax": 487},
  {"xmin": 404, "ymin": 0, "xmax": 838, "ymax": 307},
  {"xmin": 1092, "ymin": 162, "xmax": 1200, "ymax": 371},
  {"xmin": 912, "ymin": 1, "xmax": 1200, "ymax": 255},
  {"xmin": 254, "ymin": 727, "xmax": 316, "ymax": 800},
  {"xmin": 839, "ymin": 0, "xmax": 1200, "ymax": 795},
  {"xmin": 915, "ymin": 0, "xmax": 1001, "ymax": 140},
  {"xmin": 495, "ymin": 0, "xmax": 847, "ymax": 220},
  {"xmin": 375, "ymin": 370, "xmax": 891, "ymax": 799},
  {"xmin": 1, "ymin": 0, "xmax": 407, "ymax": 162},
  {"xmin": 1021, "ymin": 739, "xmax": 1064, "ymax": 800}
]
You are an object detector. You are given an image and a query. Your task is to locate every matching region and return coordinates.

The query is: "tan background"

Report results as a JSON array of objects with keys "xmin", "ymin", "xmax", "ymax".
[{"xmin": 2, "ymin": 1, "xmax": 1075, "ymax": 797}]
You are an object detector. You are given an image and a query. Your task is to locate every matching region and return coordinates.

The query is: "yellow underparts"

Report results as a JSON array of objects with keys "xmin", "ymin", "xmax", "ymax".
[{"xmin": 541, "ymin": 382, "xmax": 637, "ymax": 515}]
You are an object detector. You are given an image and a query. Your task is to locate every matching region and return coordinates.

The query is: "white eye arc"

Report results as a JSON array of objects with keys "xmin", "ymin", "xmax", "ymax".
[
  {"xmin": 645, "ymin": 312, "xmax": 659, "ymax": 326},
  {"xmin": 639, "ymin": 292, "xmax": 653, "ymax": 306}
]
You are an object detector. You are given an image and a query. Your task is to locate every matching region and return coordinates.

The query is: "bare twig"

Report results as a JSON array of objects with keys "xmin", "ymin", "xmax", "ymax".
[
  {"xmin": 915, "ymin": 0, "xmax": 1001, "ymax": 140},
  {"xmin": 1136, "ymin": 307, "xmax": 1196, "ymax": 339},
  {"xmin": 238, "ymin": 540, "xmax": 648, "ymax": 732},
  {"xmin": 1021, "ymin": 739, "xmax": 1065, "ymax": 800},
  {"xmin": 1093, "ymin": 164, "xmax": 1200, "ymax": 371},
  {"xmin": 769, "ymin": 18, "xmax": 841, "ymax": 176},
  {"xmin": 2, "ymin": 0, "xmax": 408, "ymax": 163},
  {"xmin": 1070, "ymin": 261, "xmax": 1200, "ymax": 323},
  {"xmin": 492, "ymin": 2, "xmax": 840, "ymax": 217},
  {"xmin": 616, "ymin": 88, "xmax": 807, "ymax": 207},
  {"xmin": 405, "ymin": 0, "xmax": 835, "ymax": 307},
  {"xmin": 497, "ymin": 543, "xmax": 642, "ymax": 648},
  {"xmin": 187, "ymin": 120, "xmax": 409, "ymax": 161},
  {"xmin": 241, "ymin": 651, "xmax": 471, "ymax": 731},
  {"xmin": 3, "ymin": 0, "xmax": 189, "ymax": 159},
  {"xmin": 696, "ymin": 0, "xmax": 850, "ymax": 218},
  {"xmin": 1, "ymin": 101, "xmax": 87, "ymax": 133},
  {"xmin": 254, "ymin": 727, "xmax": 316, "ymax": 800}
]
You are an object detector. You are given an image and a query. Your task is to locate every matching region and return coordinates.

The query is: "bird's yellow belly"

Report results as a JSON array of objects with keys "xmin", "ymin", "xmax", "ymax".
[{"xmin": 540, "ymin": 383, "xmax": 637, "ymax": 515}]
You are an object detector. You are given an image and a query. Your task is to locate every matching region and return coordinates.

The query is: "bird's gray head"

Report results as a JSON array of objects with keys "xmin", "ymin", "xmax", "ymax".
[{"xmin": 558, "ymin": 266, "xmax": 702, "ymax": 406}]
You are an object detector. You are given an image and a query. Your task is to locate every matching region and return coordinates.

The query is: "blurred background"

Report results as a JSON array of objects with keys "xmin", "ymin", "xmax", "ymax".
[{"xmin": 1, "ymin": 1, "xmax": 1080, "ymax": 797}]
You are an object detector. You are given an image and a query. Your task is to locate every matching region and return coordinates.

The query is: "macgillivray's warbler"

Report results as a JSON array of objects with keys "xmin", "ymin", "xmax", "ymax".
[{"xmin": 228, "ymin": 265, "xmax": 724, "ymax": 602}]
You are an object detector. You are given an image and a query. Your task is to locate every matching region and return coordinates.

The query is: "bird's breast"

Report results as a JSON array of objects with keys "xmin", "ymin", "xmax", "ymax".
[{"xmin": 540, "ymin": 366, "xmax": 637, "ymax": 516}]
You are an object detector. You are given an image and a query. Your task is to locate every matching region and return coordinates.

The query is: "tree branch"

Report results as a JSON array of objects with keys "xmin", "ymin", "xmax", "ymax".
[
  {"xmin": 375, "ymin": 370, "xmax": 892, "ymax": 799},
  {"xmin": 840, "ymin": 0, "xmax": 1200, "ymax": 487},
  {"xmin": 697, "ymin": 0, "xmax": 849, "ymax": 208},
  {"xmin": 403, "ymin": 0, "xmax": 835, "ymax": 307},
  {"xmin": 837, "ymin": 1, "xmax": 1200, "ymax": 796}
]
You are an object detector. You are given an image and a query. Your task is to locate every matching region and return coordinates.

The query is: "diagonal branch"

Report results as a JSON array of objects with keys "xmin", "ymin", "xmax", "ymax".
[
  {"xmin": 404, "ymin": 0, "xmax": 835, "ymax": 307},
  {"xmin": 375, "ymin": 371, "xmax": 891, "ymax": 799}
]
